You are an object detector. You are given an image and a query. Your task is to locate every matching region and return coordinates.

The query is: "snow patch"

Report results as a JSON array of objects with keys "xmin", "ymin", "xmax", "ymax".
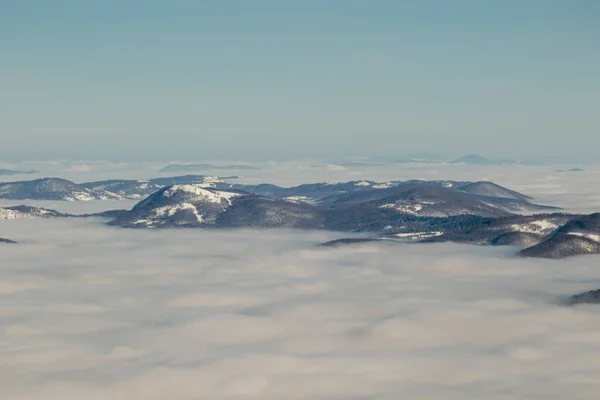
[
  {"xmin": 154, "ymin": 203, "xmax": 203, "ymax": 222},
  {"xmin": 162, "ymin": 185, "xmax": 241, "ymax": 204},
  {"xmin": 568, "ymin": 231, "xmax": 600, "ymax": 242},
  {"xmin": 353, "ymin": 180, "xmax": 371, "ymax": 187},
  {"xmin": 393, "ymin": 231, "xmax": 444, "ymax": 240},
  {"xmin": 0, "ymin": 207, "xmax": 57, "ymax": 220},
  {"xmin": 284, "ymin": 196, "xmax": 315, "ymax": 204},
  {"xmin": 372, "ymin": 182, "xmax": 397, "ymax": 189},
  {"xmin": 510, "ymin": 219, "xmax": 559, "ymax": 234},
  {"xmin": 380, "ymin": 200, "xmax": 440, "ymax": 216},
  {"xmin": 0, "ymin": 208, "xmax": 23, "ymax": 219}
]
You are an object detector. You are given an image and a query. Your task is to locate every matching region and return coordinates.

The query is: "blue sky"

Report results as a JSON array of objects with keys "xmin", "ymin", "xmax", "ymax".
[{"xmin": 1, "ymin": 0, "xmax": 599, "ymax": 161}]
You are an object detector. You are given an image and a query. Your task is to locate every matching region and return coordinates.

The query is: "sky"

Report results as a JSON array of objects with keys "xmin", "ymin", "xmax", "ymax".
[{"xmin": 1, "ymin": 0, "xmax": 599, "ymax": 161}]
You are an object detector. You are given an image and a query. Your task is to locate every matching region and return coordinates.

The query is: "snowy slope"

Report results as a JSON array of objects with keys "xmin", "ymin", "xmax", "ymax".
[
  {"xmin": 0, "ymin": 206, "xmax": 64, "ymax": 220},
  {"xmin": 0, "ymin": 178, "xmax": 121, "ymax": 201},
  {"xmin": 520, "ymin": 213, "xmax": 600, "ymax": 258},
  {"xmin": 81, "ymin": 180, "xmax": 162, "ymax": 199},
  {"xmin": 110, "ymin": 185, "xmax": 244, "ymax": 227}
]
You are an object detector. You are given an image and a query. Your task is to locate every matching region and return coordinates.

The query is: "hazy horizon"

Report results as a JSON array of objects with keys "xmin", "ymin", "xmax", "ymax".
[
  {"xmin": 2, "ymin": 152, "xmax": 600, "ymax": 165},
  {"xmin": 2, "ymin": 0, "xmax": 599, "ymax": 161}
]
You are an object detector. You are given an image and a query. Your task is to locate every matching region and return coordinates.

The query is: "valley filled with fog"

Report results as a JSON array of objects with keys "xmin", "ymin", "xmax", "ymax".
[{"xmin": 2, "ymin": 161, "xmax": 600, "ymax": 399}]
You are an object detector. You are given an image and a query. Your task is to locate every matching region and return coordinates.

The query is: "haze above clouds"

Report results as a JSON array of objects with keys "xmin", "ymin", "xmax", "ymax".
[{"xmin": 1, "ymin": 0, "xmax": 599, "ymax": 160}]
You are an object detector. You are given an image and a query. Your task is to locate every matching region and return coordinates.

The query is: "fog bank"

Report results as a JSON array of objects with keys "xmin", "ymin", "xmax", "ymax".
[{"xmin": 1, "ymin": 219, "xmax": 600, "ymax": 399}]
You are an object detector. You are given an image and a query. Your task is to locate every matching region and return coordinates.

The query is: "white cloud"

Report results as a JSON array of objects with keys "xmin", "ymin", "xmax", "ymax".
[{"xmin": 2, "ymin": 218, "xmax": 600, "ymax": 399}]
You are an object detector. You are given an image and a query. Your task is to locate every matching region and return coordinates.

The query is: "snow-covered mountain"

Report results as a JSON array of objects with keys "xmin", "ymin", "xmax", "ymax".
[
  {"xmin": 0, "ymin": 175, "xmax": 227, "ymax": 201},
  {"xmin": 520, "ymin": 213, "xmax": 600, "ymax": 259},
  {"xmin": 451, "ymin": 181, "xmax": 533, "ymax": 201},
  {"xmin": 0, "ymin": 175, "xmax": 548, "ymax": 212},
  {"xmin": 323, "ymin": 211, "xmax": 600, "ymax": 260},
  {"xmin": 331, "ymin": 187, "xmax": 547, "ymax": 218},
  {"xmin": 109, "ymin": 184, "xmax": 323, "ymax": 228},
  {"xmin": 215, "ymin": 196, "xmax": 324, "ymax": 229},
  {"xmin": 312, "ymin": 181, "xmax": 555, "ymax": 222},
  {"xmin": 106, "ymin": 178, "xmax": 558, "ymax": 231},
  {"xmin": 0, "ymin": 237, "xmax": 16, "ymax": 244},
  {"xmin": 224, "ymin": 179, "xmax": 547, "ymax": 211},
  {"xmin": 228, "ymin": 180, "xmax": 388, "ymax": 201},
  {"xmin": 80, "ymin": 180, "xmax": 163, "ymax": 199},
  {"xmin": 109, "ymin": 185, "xmax": 245, "ymax": 227},
  {"xmin": 0, "ymin": 178, "xmax": 121, "ymax": 201},
  {"xmin": 0, "ymin": 206, "xmax": 64, "ymax": 220},
  {"xmin": 93, "ymin": 177, "xmax": 536, "ymax": 206},
  {"xmin": 2, "ymin": 175, "xmax": 598, "ymax": 261},
  {"xmin": 81, "ymin": 176, "xmax": 229, "ymax": 199},
  {"xmin": 418, "ymin": 213, "xmax": 572, "ymax": 246}
]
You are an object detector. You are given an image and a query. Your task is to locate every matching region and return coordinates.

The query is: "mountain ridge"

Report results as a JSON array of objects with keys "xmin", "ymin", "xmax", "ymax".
[
  {"xmin": 0, "ymin": 169, "xmax": 39, "ymax": 176},
  {"xmin": 6, "ymin": 176, "xmax": 599, "ymax": 260}
]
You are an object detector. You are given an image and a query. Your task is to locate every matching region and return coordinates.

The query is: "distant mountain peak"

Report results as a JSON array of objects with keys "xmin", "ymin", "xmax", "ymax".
[
  {"xmin": 0, "ymin": 205, "xmax": 63, "ymax": 220},
  {"xmin": 159, "ymin": 164, "xmax": 260, "ymax": 173},
  {"xmin": 160, "ymin": 184, "xmax": 242, "ymax": 204},
  {"xmin": 0, "ymin": 177, "xmax": 121, "ymax": 201},
  {"xmin": 0, "ymin": 169, "xmax": 39, "ymax": 176},
  {"xmin": 450, "ymin": 155, "xmax": 520, "ymax": 165}
]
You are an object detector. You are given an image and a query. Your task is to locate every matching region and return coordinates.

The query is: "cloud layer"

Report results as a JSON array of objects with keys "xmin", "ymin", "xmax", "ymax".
[{"xmin": 2, "ymin": 218, "xmax": 600, "ymax": 399}]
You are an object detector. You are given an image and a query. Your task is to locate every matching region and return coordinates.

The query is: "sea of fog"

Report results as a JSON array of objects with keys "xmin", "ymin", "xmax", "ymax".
[{"xmin": 2, "ymin": 161, "xmax": 600, "ymax": 399}]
